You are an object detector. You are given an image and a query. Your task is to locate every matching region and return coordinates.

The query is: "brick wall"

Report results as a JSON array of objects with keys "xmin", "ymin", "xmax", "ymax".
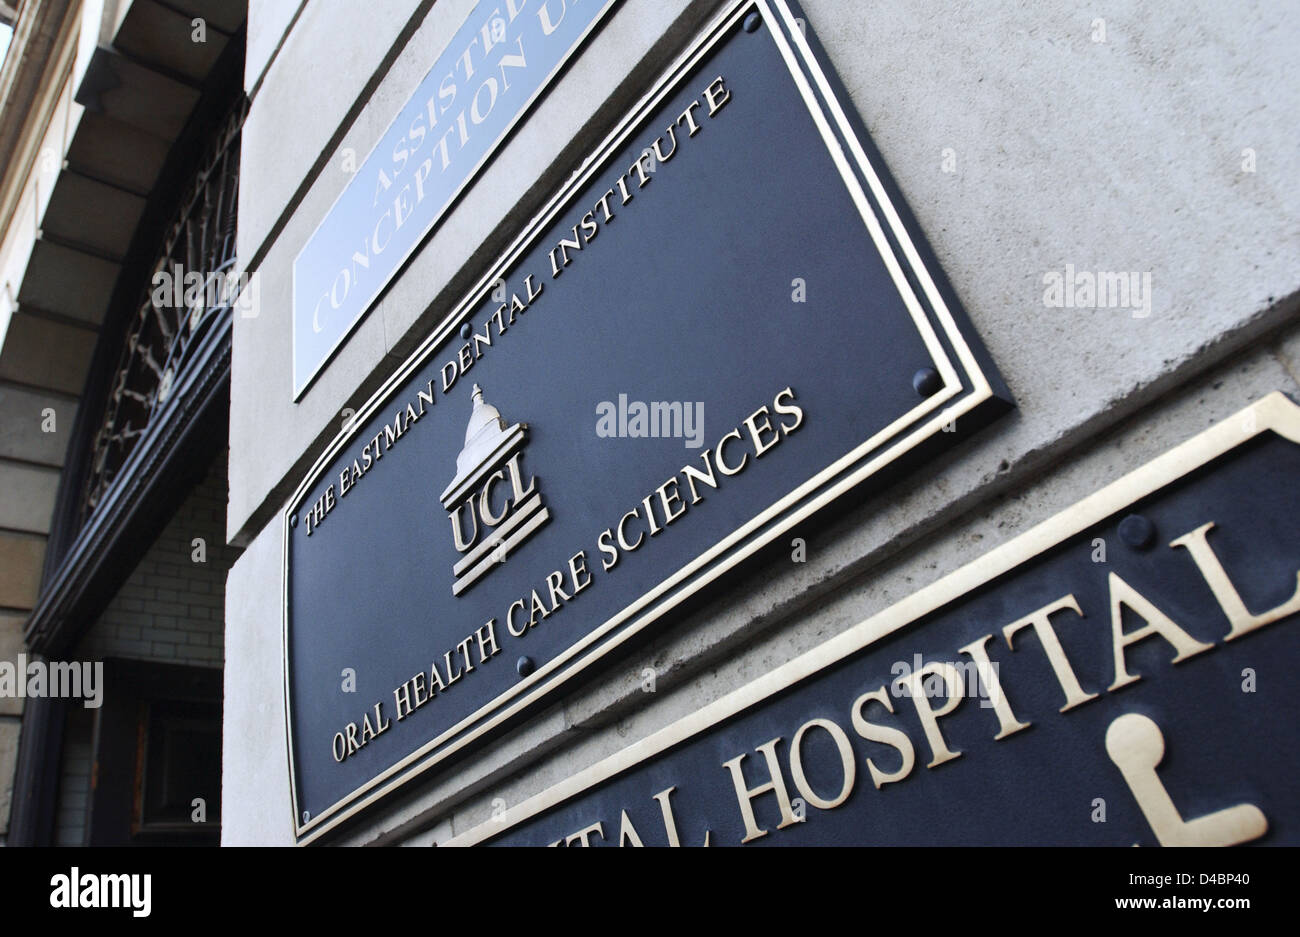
[
  {"xmin": 52, "ymin": 708, "xmax": 92, "ymax": 846},
  {"xmin": 75, "ymin": 452, "xmax": 235, "ymax": 668}
]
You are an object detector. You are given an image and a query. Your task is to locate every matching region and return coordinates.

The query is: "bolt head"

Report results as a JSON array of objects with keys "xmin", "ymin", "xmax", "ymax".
[
  {"xmin": 1118, "ymin": 514, "xmax": 1156, "ymax": 549},
  {"xmin": 912, "ymin": 367, "xmax": 944, "ymax": 398},
  {"xmin": 460, "ymin": 322, "xmax": 473, "ymax": 340},
  {"xmin": 743, "ymin": 11, "xmax": 761, "ymax": 32},
  {"xmin": 516, "ymin": 656, "xmax": 535, "ymax": 677},
  {"xmin": 290, "ymin": 514, "xmax": 298, "ymax": 528}
]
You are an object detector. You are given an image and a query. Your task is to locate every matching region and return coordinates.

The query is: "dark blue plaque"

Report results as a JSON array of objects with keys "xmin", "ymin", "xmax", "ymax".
[{"xmin": 285, "ymin": 0, "xmax": 1012, "ymax": 843}]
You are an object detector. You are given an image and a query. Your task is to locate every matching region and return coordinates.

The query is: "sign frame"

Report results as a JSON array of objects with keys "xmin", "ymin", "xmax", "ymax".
[
  {"xmin": 283, "ymin": 0, "xmax": 1012, "ymax": 844},
  {"xmin": 445, "ymin": 392, "xmax": 1300, "ymax": 845}
]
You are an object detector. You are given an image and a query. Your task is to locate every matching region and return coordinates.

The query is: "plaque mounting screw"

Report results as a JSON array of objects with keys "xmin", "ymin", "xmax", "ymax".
[
  {"xmin": 516, "ymin": 656, "xmax": 535, "ymax": 677},
  {"xmin": 290, "ymin": 514, "xmax": 298, "ymax": 528},
  {"xmin": 912, "ymin": 367, "xmax": 943, "ymax": 398},
  {"xmin": 1118, "ymin": 514, "xmax": 1156, "ymax": 550},
  {"xmin": 743, "ymin": 11, "xmax": 761, "ymax": 32},
  {"xmin": 460, "ymin": 321, "xmax": 473, "ymax": 340}
]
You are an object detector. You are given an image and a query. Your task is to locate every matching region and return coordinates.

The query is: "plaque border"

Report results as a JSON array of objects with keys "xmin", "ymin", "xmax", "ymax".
[
  {"xmin": 444, "ymin": 392, "xmax": 1300, "ymax": 845},
  {"xmin": 283, "ymin": 0, "xmax": 1007, "ymax": 843}
]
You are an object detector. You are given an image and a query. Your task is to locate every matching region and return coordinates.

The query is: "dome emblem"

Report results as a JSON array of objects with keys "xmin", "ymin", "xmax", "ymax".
[{"xmin": 439, "ymin": 385, "xmax": 550, "ymax": 595}]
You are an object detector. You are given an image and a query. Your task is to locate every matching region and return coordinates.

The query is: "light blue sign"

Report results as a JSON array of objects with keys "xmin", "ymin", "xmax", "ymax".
[{"xmin": 292, "ymin": 0, "xmax": 616, "ymax": 398}]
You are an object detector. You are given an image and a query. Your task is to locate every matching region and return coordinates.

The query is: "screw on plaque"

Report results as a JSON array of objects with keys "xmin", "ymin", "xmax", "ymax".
[
  {"xmin": 912, "ymin": 367, "xmax": 944, "ymax": 398},
  {"xmin": 1118, "ymin": 514, "xmax": 1156, "ymax": 550},
  {"xmin": 460, "ymin": 321, "xmax": 473, "ymax": 340},
  {"xmin": 517, "ymin": 656, "xmax": 535, "ymax": 677},
  {"xmin": 290, "ymin": 514, "xmax": 298, "ymax": 528},
  {"xmin": 743, "ymin": 11, "xmax": 761, "ymax": 32}
]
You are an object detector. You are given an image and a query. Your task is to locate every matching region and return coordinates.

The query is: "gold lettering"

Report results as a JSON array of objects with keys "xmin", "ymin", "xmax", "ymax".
[
  {"xmin": 721, "ymin": 738, "xmax": 797, "ymax": 844},
  {"xmin": 788, "ymin": 718, "xmax": 856, "ymax": 810},
  {"xmin": 617, "ymin": 508, "xmax": 644, "ymax": 552},
  {"xmin": 715, "ymin": 429, "xmax": 748, "ymax": 476},
  {"xmin": 478, "ymin": 469, "xmax": 510, "ymax": 527},
  {"xmin": 528, "ymin": 589, "xmax": 549, "ymax": 626},
  {"xmin": 657, "ymin": 477, "xmax": 687, "ymax": 525},
  {"xmin": 903, "ymin": 663, "xmax": 963, "ymax": 768},
  {"xmin": 704, "ymin": 75, "xmax": 731, "ymax": 116},
  {"xmin": 618, "ymin": 810, "xmax": 644, "ymax": 847},
  {"xmin": 957, "ymin": 634, "xmax": 1030, "ymax": 740},
  {"xmin": 1106, "ymin": 573, "xmax": 1213, "ymax": 691},
  {"xmin": 505, "ymin": 452, "xmax": 537, "ymax": 502},
  {"xmin": 850, "ymin": 688, "xmax": 915, "ymax": 789},
  {"xmin": 506, "ymin": 598, "xmax": 528, "ymax": 637},
  {"xmin": 653, "ymin": 787, "xmax": 684, "ymax": 847},
  {"xmin": 449, "ymin": 500, "xmax": 477, "ymax": 552},
  {"xmin": 545, "ymin": 569, "xmax": 570, "ymax": 611},
  {"xmin": 428, "ymin": 661, "xmax": 447, "ymax": 694},
  {"xmin": 1170, "ymin": 521, "xmax": 1300, "ymax": 641},
  {"xmin": 676, "ymin": 100, "xmax": 702, "ymax": 137},
  {"xmin": 681, "ymin": 451, "xmax": 720, "ymax": 504},
  {"xmin": 1002, "ymin": 594, "xmax": 1098, "ymax": 712},
  {"xmin": 474, "ymin": 619, "xmax": 500, "ymax": 663},
  {"xmin": 393, "ymin": 680, "xmax": 413, "ymax": 720},
  {"xmin": 744, "ymin": 405, "xmax": 780, "ymax": 457},
  {"xmin": 568, "ymin": 551, "xmax": 593, "ymax": 595}
]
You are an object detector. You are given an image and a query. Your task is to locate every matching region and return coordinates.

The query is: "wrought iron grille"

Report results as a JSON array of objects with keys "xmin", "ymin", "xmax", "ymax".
[{"xmin": 79, "ymin": 98, "xmax": 246, "ymax": 519}]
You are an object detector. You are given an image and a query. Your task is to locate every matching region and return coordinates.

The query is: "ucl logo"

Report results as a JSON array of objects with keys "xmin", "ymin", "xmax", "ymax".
[{"xmin": 439, "ymin": 384, "xmax": 550, "ymax": 595}]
